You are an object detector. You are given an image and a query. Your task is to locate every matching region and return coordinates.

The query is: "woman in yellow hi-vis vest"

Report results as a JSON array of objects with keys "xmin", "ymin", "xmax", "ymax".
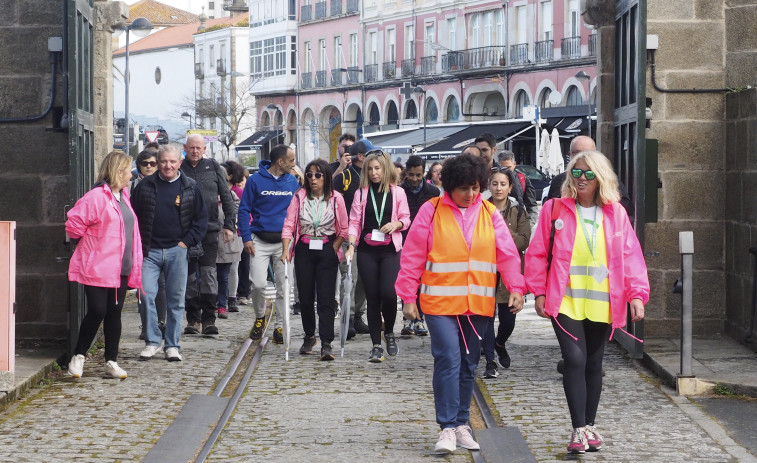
[
  {"xmin": 525, "ymin": 150, "xmax": 650, "ymax": 455},
  {"xmin": 396, "ymin": 155, "xmax": 526, "ymax": 454}
]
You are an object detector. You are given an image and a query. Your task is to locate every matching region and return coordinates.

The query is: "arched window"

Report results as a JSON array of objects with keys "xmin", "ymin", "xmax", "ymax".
[
  {"xmin": 445, "ymin": 96, "xmax": 460, "ymax": 122},
  {"xmin": 368, "ymin": 102, "xmax": 380, "ymax": 126},
  {"xmin": 425, "ymin": 98, "xmax": 438, "ymax": 123},
  {"xmin": 566, "ymin": 86, "xmax": 583, "ymax": 106},
  {"xmin": 512, "ymin": 90, "xmax": 530, "ymax": 118},
  {"xmin": 539, "ymin": 88, "xmax": 553, "ymax": 108},
  {"xmin": 405, "ymin": 100, "xmax": 418, "ymax": 119},
  {"xmin": 387, "ymin": 101, "xmax": 399, "ymax": 125}
]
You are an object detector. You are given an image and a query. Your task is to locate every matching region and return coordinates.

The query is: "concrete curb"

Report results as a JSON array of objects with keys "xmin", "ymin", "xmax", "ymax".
[
  {"xmin": 643, "ymin": 352, "xmax": 757, "ymax": 398},
  {"xmin": 0, "ymin": 355, "xmax": 63, "ymax": 415}
]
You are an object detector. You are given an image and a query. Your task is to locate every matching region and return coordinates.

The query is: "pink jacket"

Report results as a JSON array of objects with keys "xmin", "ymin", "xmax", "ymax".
[
  {"xmin": 66, "ymin": 183, "xmax": 143, "ymax": 289},
  {"xmin": 524, "ymin": 198, "xmax": 650, "ymax": 333},
  {"xmin": 395, "ymin": 192, "xmax": 527, "ymax": 304},
  {"xmin": 348, "ymin": 184, "xmax": 411, "ymax": 252},
  {"xmin": 282, "ymin": 189, "xmax": 349, "ymax": 260}
]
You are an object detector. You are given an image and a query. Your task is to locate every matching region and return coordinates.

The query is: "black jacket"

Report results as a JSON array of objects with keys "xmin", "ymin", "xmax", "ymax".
[
  {"xmin": 180, "ymin": 158, "xmax": 235, "ymax": 234},
  {"xmin": 400, "ymin": 179, "xmax": 440, "ymax": 241},
  {"xmin": 131, "ymin": 172, "xmax": 208, "ymax": 255}
]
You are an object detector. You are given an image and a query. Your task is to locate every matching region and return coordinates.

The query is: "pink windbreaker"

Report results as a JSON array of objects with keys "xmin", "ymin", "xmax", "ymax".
[
  {"xmin": 395, "ymin": 192, "xmax": 527, "ymax": 306},
  {"xmin": 66, "ymin": 183, "xmax": 143, "ymax": 289},
  {"xmin": 348, "ymin": 184, "xmax": 411, "ymax": 252},
  {"xmin": 282, "ymin": 189, "xmax": 349, "ymax": 260},
  {"xmin": 524, "ymin": 198, "xmax": 650, "ymax": 338}
]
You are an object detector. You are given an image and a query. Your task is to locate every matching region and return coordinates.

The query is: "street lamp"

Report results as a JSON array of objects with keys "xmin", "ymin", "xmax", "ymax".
[
  {"xmin": 574, "ymin": 70, "xmax": 592, "ymax": 139},
  {"xmin": 412, "ymin": 86, "xmax": 427, "ymax": 148},
  {"xmin": 181, "ymin": 111, "xmax": 193, "ymax": 129},
  {"xmin": 121, "ymin": 17, "xmax": 153, "ymax": 152}
]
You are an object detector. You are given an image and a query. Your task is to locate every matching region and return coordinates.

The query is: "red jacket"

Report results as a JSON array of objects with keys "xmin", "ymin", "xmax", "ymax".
[{"xmin": 66, "ymin": 183, "xmax": 143, "ymax": 289}]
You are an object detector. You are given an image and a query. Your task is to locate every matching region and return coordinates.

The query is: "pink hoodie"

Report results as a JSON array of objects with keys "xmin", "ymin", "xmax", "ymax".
[
  {"xmin": 282, "ymin": 189, "xmax": 349, "ymax": 260},
  {"xmin": 395, "ymin": 192, "xmax": 526, "ymax": 307},
  {"xmin": 66, "ymin": 183, "xmax": 143, "ymax": 290},
  {"xmin": 348, "ymin": 184, "xmax": 411, "ymax": 252},
  {"xmin": 524, "ymin": 198, "xmax": 650, "ymax": 336}
]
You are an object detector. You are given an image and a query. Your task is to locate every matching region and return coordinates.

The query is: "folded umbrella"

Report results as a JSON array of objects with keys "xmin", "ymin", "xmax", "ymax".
[
  {"xmin": 283, "ymin": 261, "xmax": 291, "ymax": 361},
  {"xmin": 339, "ymin": 257, "xmax": 353, "ymax": 357}
]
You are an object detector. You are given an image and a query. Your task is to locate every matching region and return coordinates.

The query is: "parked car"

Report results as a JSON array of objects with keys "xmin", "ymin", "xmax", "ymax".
[{"xmin": 515, "ymin": 164, "xmax": 551, "ymax": 200}]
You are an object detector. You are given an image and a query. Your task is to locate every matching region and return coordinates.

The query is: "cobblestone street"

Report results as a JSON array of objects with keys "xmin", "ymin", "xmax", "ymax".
[{"xmin": 0, "ymin": 292, "xmax": 746, "ymax": 462}]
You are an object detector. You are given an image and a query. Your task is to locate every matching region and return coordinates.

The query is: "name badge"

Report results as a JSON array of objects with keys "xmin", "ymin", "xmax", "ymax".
[
  {"xmin": 309, "ymin": 237, "xmax": 324, "ymax": 250},
  {"xmin": 371, "ymin": 229, "xmax": 386, "ymax": 242},
  {"xmin": 590, "ymin": 264, "xmax": 609, "ymax": 283}
]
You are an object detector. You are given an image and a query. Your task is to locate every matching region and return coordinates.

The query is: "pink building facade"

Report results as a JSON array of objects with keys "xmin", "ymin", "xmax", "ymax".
[{"xmin": 252, "ymin": 0, "xmax": 598, "ymax": 165}]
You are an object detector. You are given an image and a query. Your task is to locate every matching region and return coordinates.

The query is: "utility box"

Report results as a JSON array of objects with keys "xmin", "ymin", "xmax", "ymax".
[{"xmin": 0, "ymin": 221, "xmax": 15, "ymax": 391}]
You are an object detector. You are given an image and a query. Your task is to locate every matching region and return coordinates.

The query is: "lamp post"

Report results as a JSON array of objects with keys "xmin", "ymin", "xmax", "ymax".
[
  {"xmin": 574, "ymin": 70, "xmax": 592, "ymax": 139},
  {"xmin": 181, "ymin": 111, "xmax": 194, "ymax": 129},
  {"xmin": 122, "ymin": 17, "xmax": 153, "ymax": 152},
  {"xmin": 412, "ymin": 86, "xmax": 427, "ymax": 148}
]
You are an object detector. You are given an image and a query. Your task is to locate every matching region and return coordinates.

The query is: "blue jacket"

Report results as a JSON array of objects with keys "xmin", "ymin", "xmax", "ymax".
[{"xmin": 237, "ymin": 160, "xmax": 299, "ymax": 242}]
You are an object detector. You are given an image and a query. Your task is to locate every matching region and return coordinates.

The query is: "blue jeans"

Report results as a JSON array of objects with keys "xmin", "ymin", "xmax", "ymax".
[
  {"xmin": 140, "ymin": 245, "xmax": 188, "ymax": 350},
  {"xmin": 425, "ymin": 314, "xmax": 489, "ymax": 430}
]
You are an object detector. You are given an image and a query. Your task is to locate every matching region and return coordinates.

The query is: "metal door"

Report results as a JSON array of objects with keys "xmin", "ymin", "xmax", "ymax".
[
  {"xmin": 67, "ymin": 0, "xmax": 95, "ymax": 357},
  {"xmin": 613, "ymin": 0, "xmax": 647, "ymax": 358}
]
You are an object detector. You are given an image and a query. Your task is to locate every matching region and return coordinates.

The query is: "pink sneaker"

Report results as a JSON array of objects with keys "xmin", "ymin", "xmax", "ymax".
[
  {"xmin": 585, "ymin": 425, "xmax": 603, "ymax": 451},
  {"xmin": 217, "ymin": 307, "xmax": 228, "ymax": 319},
  {"xmin": 567, "ymin": 427, "xmax": 588, "ymax": 454}
]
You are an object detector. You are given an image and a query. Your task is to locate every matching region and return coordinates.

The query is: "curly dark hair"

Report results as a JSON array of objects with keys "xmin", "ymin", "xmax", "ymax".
[
  {"xmin": 303, "ymin": 158, "xmax": 334, "ymax": 199},
  {"xmin": 441, "ymin": 154, "xmax": 489, "ymax": 194},
  {"xmin": 221, "ymin": 160, "xmax": 246, "ymax": 185}
]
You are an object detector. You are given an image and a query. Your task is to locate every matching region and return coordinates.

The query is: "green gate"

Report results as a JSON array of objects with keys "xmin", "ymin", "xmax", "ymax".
[
  {"xmin": 67, "ymin": 0, "xmax": 95, "ymax": 357},
  {"xmin": 613, "ymin": 0, "xmax": 647, "ymax": 358}
]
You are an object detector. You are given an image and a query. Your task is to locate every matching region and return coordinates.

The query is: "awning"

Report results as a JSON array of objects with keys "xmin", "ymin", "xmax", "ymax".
[
  {"xmin": 541, "ymin": 106, "xmax": 594, "ymax": 133},
  {"xmin": 236, "ymin": 130, "xmax": 279, "ymax": 148},
  {"xmin": 418, "ymin": 121, "xmax": 531, "ymax": 155},
  {"xmin": 365, "ymin": 125, "xmax": 471, "ymax": 152}
]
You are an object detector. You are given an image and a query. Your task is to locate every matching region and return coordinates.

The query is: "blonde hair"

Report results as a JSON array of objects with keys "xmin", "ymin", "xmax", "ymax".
[
  {"xmin": 96, "ymin": 150, "xmax": 132, "ymax": 191},
  {"xmin": 561, "ymin": 150, "xmax": 620, "ymax": 206},
  {"xmin": 359, "ymin": 151, "xmax": 397, "ymax": 192},
  {"xmin": 291, "ymin": 164, "xmax": 304, "ymax": 187}
]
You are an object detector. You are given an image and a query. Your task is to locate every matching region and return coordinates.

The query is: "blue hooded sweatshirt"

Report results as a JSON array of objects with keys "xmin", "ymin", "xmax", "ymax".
[{"xmin": 237, "ymin": 160, "xmax": 299, "ymax": 243}]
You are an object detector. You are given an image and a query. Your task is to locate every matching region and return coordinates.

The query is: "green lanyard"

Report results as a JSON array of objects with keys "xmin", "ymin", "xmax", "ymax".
[
  {"xmin": 369, "ymin": 186, "xmax": 388, "ymax": 225},
  {"xmin": 309, "ymin": 196, "xmax": 325, "ymax": 236},
  {"xmin": 576, "ymin": 204, "xmax": 598, "ymax": 262}
]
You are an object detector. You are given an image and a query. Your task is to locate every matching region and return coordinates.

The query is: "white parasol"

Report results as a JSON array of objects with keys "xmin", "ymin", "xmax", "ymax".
[{"xmin": 545, "ymin": 128, "xmax": 565, "ymax": 177}]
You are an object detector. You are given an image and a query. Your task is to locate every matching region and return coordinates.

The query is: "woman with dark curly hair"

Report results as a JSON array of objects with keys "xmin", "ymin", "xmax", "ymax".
[{"xmin": 395, "ymin": 154, "xmax": 526, "ymax": 453}]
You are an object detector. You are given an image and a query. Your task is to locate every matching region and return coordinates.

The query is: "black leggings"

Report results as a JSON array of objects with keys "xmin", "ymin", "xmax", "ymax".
[
  {"xmin": 357, "ymin": 250, "xmax": 400, "ymax": 345},
  {"xmin": 294, "ymin": 241, "xmax": 339, "ymax": 344},
  {"xmin": 551, "ymin": 313, "xmax": 610, "ymax": 429},
  {"xmin": 482, "ymin": 302, "xmax": 517, "ymax": 363},
  {"xmin": 75, "ymin": 276, "xmax": 128, "ymax": 362}
]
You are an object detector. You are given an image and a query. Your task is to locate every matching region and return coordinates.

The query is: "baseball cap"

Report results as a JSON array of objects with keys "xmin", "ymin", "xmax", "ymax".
[{"xmin": 348, "ymin": 138, "xmax": 380, "ymax": 156}]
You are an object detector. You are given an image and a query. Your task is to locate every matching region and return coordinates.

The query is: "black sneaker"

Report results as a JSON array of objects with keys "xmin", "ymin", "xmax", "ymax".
[
  {"xmin": 346, "ymin": 318, "xmax": 357, "ymax": 340},
  {"xmin": 320, "ymin": 343, "xmax": 335, "ymax": 361},
  {"xmin": 384, "ymin": 333, "xmax": 399, "ymax": 356},
  {"xmin": 483, "ymin": 361, "xmax": 499, "ymax": 379},
  {"xmin": 291, "ymin": 302, "xmax": 301, "ymax": 315},
  {"xmin": 202, "ymin": 322, "xmax": 219, "ymax": 335},
  {"xmin": 299, "ymin": 335, "xmax": 318, "ymax": 354},
  {"xmin": 495, "ymin": 342, "xmax": 511, "ymax": 369},
  {"xmin": 354, "ymin": 317, "xmax": 370, "ymax": 334},
  {"xmin": 368, "ymin": 345, "xmax": 384, "ymax": 363},
  {"xmin": 228, "ymin": 297, "xmax": 239, "ymax": 313},
  {"xmin": 249, "ymin": 317, "xmax": 265, "ymax": 340},
  {"xmin": 273, "ymin": 327, "xmax": 283, "ymax": 344}
]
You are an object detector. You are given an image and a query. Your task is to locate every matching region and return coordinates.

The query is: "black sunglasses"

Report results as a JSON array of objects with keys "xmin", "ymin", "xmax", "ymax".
[
  {"xmin": 305, "ymin": 172, "xmax": 324, "ymax": 179},
  {"xmin": 140, "ymin": 161, "xmax": 157, "ymax": 167},
  {"xmin": 571, "ymin": 168, "xmax": 596, "ymax": 180}
]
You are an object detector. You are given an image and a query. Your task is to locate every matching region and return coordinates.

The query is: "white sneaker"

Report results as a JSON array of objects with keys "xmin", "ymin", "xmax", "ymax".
[
  {"xmin": 455, "ymin": 425, "xmax": 480, "ymax": 450},
  {"xmin": 237, "ymin": 297, "xmax": 249, "ymax": 305},
  {"xmin": 165, "ymin": 347, "xmax": 182, "ymax": 362},
  {"xmin": 139, "ymin": 345, "xmax": 161, "ymax": 360},
  {"xmin": 67, "ymin": 354, "xmax": 85, "ymax": 378},
  {"xmin": 434, "ymin": 427, "xmax": 457, "ymax": 454},
  {"xmin": 104, "ymin": 361, "xmax": 127, "ymax": 379}
]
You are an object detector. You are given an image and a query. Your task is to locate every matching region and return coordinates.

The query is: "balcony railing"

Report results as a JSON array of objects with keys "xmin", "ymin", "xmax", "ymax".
[
  {"xmin": 561, "ymin": 36, "xmax": 581, "ymax": 59},
  {"xmin": 301, "ymin": 72, "xmax": 312, "ymax": 89},
  {"xmin": 441, "ymin": 51, "xmax": 462, "ymax": 72},
  {"xmin": 346, "ymin": 0, "xmax": 358, "ymax": 13},
  {"xmin": 215, "ymin": 97, "xmax": 226, "ymax": 115},
  {"xmin": 194, "ymin": 62, "xmax": 204, "ymax": 79},
  {"xmin": 315, "ymin": 70, "xmax": 327, "ymax": 87},
  {"xmin": 382, "ymin": 61, "xmax": 396, "ymax": 79},
  {"xmin": 588, "ymin": 33, "xmax": 597, "ymax": 57},
  {"xmin": 510, "ymin": 43, "xmax": 529, "ymax": 65},
  {"xmin": 315, "ymin": 1, "xmax": 327, "ymax": 19},
  {"xmin": 330, "ymin": 0, "xmax": 342, "ymax": 16},
  {"xmin": 401, "ymin": 58, "xmax": 415, "ymax": 77},
  {"xmin": 346, "ymin": 66, "xmax": 360, "ymax": 84},
  {"xmin": 364, "ymin": 64, "xmax": 378, "ymax": 82},
  {"xmin": 419, "ymin": 56, "xmax": 435, "ymax": 75},
  {"xmin": 300, "ymin": 4, "xmax": 312, "ymax": 21},
  {"xmin": 534, "ymin": 40, "xmax": 553, "ymax": 63},
  {"xmin": 331, "ymin": 69, "xmax": 342, "ymax": 86},
  {"xmin": 216, "ymin": 58, "xmax": 227, "ymax": 76}
]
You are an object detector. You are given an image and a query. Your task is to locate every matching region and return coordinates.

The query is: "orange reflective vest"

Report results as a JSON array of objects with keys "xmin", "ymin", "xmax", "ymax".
[{"xmin": 419, "ymin": 198, "xmax": 498, "ymax": 316}]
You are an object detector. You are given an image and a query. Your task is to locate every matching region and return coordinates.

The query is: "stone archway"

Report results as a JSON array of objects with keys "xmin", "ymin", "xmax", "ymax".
[{"xmin": 319, "ymin": 105, "xmax": 342, "ymax": 161}]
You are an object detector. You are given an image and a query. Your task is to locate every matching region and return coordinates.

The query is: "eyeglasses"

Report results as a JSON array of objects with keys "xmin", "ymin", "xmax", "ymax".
[
  {"xmin": 140, "ymin": 161, "xmax": 157, "ymax": 167},
  {"xmin": 305, "ymin": 172, "xmax": 324, "ymax": 179},
  {"xmin": 571, "ymin": 168, "xmax": 596, "ymax": 180}
]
